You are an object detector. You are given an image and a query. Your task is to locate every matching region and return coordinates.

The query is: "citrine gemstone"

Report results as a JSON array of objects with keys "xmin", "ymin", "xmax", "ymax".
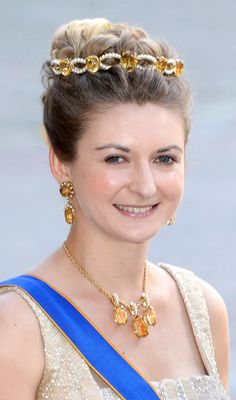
[
  {"xmin": 65, "ymin": 205, "xmax": 75, "ymax": 224},
  {"xmin": 86, "ymin": 55, "xmax": 100, "ymax": 73},
  {"xmin": 144, "ymin": 306, "xmax": 157, "ymax": 326},
  {"xmin": 60, "ymin": 186, "xmax": 70, "ymax": 197},
  {"xmin": 155, "ymin": 56, "xmax": 167, "ymax": 73},
  {"xmin": 175, "ymin": 60, "xmax": 184, "ymax": 77},
  {"xmin": 114, "ymin": 306, "xmax": 128, "ymax": 324},
  {"xmin": 132, "ymin": 316, "xmax": 149, "ymax": 338},
  {"xmin": 60, "ymin": 182, "xmax": 74, "ymax": 198},
  {"xmin": 120, "ymin": 53, "xmax": 138, "ymax": 72},
  {"xmin": 59, "ymin": 59, "xmax": 72, "ymax": 76}
]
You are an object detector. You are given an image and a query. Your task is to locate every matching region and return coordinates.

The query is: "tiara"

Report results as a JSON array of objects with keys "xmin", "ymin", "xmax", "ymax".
[{"xmin": 50, "ymin": 52, "xmax": 184, "ymax": 77}]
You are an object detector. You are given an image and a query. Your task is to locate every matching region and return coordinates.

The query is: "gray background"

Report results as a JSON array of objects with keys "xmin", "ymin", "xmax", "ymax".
[{"xmin": 0, "ymin": 0, "xmax": 235, "ymax": 395}]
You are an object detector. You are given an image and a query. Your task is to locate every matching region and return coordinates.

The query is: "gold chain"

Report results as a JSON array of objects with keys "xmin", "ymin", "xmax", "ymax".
[
  {"xmin": 63, "ymin": 241, "xmax": 112, "ymax": 299},
  {"xmin": 63, "ymin": 241, "xmax": 157, "ymax": 338}
]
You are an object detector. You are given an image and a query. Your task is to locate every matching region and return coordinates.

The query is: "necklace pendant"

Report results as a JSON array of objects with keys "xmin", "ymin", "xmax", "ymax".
[
  {"xmin": 132, "ymin": 316, "xmax": 149, "ymax": 338},
  {"xmin": 143, "ymin": 305, "xmax": 157, "ymax": 326},
  {"xmin": 114, "ymin": 305, "xmax": 128, "ymax": 325}
]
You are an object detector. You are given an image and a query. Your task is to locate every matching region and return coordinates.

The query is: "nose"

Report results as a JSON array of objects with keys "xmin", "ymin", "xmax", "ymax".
[{"xmin": 128, "ymin": 162, "xmax": 157, "ymax": 199}]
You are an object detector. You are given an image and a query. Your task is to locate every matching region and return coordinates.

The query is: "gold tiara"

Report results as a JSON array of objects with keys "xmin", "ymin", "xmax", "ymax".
[{"xmin": 50, "ymin": 52, "xmax": 184, "ymax": 77}]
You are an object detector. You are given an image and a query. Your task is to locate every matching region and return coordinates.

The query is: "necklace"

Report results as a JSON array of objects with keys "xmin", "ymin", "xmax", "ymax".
[{"xmin": 63, "ymin": 241, "xmax": 157, "ymax": 338}]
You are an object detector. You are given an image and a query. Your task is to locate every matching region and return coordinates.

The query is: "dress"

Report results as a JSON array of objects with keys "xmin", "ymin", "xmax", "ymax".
[{"xmin": 0, "ymin": 263, "xmax": 230, "ymax": 399}]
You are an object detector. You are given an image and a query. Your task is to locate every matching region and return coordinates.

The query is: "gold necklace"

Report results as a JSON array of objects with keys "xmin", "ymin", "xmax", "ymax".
[{"xmin": 63, "ymin": 241, "xmax": 157, "ymax": 338}]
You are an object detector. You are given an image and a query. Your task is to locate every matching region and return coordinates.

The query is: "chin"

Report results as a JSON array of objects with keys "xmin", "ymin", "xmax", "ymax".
[{"xmin": 116, "ymin": 226, "xmax": 162, "ymax": 244}]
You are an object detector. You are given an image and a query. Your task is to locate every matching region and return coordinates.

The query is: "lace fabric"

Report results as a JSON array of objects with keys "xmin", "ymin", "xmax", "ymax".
[{"xmin": 0, "ymin": 263, "xmax": 230, "ymax": 399}]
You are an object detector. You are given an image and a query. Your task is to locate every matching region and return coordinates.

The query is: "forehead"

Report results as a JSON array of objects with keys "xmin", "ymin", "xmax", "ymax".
[{"xmin": 79, "ymin": 103, "xmax": 185, "ymax": 149}]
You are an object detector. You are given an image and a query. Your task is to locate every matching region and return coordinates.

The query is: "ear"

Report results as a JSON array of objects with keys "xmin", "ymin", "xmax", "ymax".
[{"xmin": 49, "ymin": 146, "xmax": 72, "ymax": 184}]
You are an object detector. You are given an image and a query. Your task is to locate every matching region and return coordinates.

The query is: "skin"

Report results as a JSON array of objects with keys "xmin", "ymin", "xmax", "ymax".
[{"xmin": 0, "ymin": 103, "xmax": 230, "ymax": 398}]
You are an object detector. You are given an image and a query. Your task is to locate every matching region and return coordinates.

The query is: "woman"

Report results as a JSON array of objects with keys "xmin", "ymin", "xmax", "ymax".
[{"xmin": 0, "ymin": 18, "xmax": 230, "ymax": 399}]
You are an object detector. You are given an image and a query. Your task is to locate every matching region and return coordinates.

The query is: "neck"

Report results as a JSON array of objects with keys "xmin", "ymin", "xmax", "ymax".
[{"xmin": 64, "ymin": 223, "xmax": 149, "ymax": 301}]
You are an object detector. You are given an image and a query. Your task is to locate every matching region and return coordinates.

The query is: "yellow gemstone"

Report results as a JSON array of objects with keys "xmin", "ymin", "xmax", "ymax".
[
  {"xmin": 59, "ymin": 59, "xmax": 72, "ymax": 76},
  {"xmin": 60, "ymin": 186, "xmax": 70, "ymax": 197},
  {"xmin": 114, "ymin": 306, "xmax": 128, "ymax": 324},
  {"xmin": 144, "ymin": 306, "xmax": 157, "ymax": 326},
  {"xmin": 60, "ymin": 182, "xmax": 74, "ymax": 198},
  {"xmin": 175, "ymin": 60, "xmax": 184, "ymax": 76},
  {"xmin": 132, "ymin": 316, "xmax": 149, "ymax": 338},
  {"xmin": 120, "ymin": 53, "xmax": 138, "ymax": 72},
  {"xmin": 155, "ymin": 56, "xmax": 167, "ymax": 73},
  {"xmin": 64, "ymin": 205, "xmax": 75, "ymax": 224},
  {"xmin": 86, "ymin": 55, "xmax": 100, "ymax": 73}
]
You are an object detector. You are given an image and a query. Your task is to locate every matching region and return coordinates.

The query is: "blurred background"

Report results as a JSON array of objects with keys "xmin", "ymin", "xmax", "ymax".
[{"xmin": 0, "ymin": 0, "xmax": 235, "ymax": 395}]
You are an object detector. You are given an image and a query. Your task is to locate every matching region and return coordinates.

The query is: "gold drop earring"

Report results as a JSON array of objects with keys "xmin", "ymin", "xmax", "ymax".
[
  {"xmin": 167, "ymin": 216, "xmax": 176, "ymax": 225},
  {"xmin": 59, "ymin": 181, "xmax": 75, "ymax": 224}
]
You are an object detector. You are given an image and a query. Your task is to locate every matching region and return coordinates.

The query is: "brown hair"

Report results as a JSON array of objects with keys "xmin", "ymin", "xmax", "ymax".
[{"xmin": 42, "ymin": 18, "xmax": 192, "ymax": 162}]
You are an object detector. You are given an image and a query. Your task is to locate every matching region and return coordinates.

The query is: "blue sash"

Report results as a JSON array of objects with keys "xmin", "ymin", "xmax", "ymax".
[{"xmin": 0, "ymin": 275, "xmax": 162, "ymax": 400}]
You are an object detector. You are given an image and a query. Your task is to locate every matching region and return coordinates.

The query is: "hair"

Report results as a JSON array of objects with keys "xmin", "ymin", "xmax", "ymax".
[{"xmin": 42, "ymin": 18, "xmax": 192, "ymax": 162}]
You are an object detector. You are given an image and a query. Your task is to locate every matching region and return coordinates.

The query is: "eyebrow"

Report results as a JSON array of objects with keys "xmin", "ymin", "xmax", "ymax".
[
  {"xmin": 156, "ymin": 145, "xmax": 183, "ymax": 153},
  {"xmin": 95, "ymin": 144, "xmax": 183, "ymax": 153},
  {"xmin": 95, "ymin": 144, "xmax": 130, "ymax": 152}
]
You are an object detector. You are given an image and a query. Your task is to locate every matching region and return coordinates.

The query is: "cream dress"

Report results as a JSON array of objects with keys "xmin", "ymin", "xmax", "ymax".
[{"xmin": 0, "ymin": 263, "xmax": 230, "ymax": 399}]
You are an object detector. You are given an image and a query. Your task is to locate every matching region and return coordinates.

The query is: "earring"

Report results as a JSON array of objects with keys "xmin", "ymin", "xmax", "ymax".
[
  {"xmin": 167, "ymin": 216, "xmax": 175, "ymax": 225},
  {"xmin": 59, "ymin": 181, "xmax": 75, "ymax": 224}
]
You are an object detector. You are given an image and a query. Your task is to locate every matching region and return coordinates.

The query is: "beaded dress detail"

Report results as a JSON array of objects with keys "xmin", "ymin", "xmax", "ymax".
[{"xmin": 0, "ymin": 264, "xmax": 230, "ymax": 399}]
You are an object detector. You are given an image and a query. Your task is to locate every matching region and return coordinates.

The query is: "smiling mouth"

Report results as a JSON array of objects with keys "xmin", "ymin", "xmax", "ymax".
[{"xmin": 114, "ymin": 203, "xmax": 158, "ymax": 216}]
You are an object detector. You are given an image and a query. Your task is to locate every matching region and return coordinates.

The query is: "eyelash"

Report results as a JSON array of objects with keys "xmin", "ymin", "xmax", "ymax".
[
  {"xmin": 104, "ymin": 155, "xmax": 126, "ymax": 164},
  {"xmin": 104, "ymin": 154, "xmax": 176, "ymax": 165},
  {"xmin": 157, "ymin": 155, "xmax": 176, "ymax": 165}
]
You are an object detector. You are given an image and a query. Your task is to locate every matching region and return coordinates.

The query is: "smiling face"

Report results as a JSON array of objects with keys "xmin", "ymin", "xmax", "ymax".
[{"xmin": 67, "ymin": 102, "xmax": 185, "ymax": 244}]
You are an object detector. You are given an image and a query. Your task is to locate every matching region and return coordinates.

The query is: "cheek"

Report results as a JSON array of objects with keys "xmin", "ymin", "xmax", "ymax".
[
  {"xmin": 77, "ymin": 168, "xmax": 124, "ymax": 199},
  {"xmin": 158, "ymin": 169, "xmax": 184, "ymax": 200}
]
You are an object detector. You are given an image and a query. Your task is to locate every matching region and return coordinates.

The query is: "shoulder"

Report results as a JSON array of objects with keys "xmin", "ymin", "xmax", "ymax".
[
  {"xmin": 197, "ymin": 277, "xmax": 229, "ymax": 323},
  {"xmin": 0, "ymin": 287, "xmax": 44, "ymax": 333},
  {"xmin": 197, "ymin": 277, "xmax": 230, "ymax": 389},
  {"xmin": 0, "ymin": 288, "xmax": 45, "ymax": 355},
  {"xmin": 158, "ymin": 263, "xmax": 230, "ymax": 389},
  {"xmin": 196, "ymin": 277, "xmax": 230, "ymax": 354},
  {"xmin": 0, "ymin": 289, "xmax": 44, "ymax": 398}
]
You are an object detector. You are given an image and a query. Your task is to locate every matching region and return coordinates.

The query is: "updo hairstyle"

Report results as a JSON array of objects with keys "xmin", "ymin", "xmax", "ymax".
[{"xmin": 42, "ymin": 18, "xmax": 192, "ymax": 162}]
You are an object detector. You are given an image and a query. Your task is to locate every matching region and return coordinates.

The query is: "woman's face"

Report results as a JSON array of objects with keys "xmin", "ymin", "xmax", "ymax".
[{"xmin": 68, "ymin": 103, "xmax": 185, "ymax": 244}]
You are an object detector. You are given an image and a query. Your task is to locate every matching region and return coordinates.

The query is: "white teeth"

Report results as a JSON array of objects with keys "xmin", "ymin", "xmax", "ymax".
[{"xmin": 116, "ymin": 205, "xmax": 153, "ymax": 213}]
